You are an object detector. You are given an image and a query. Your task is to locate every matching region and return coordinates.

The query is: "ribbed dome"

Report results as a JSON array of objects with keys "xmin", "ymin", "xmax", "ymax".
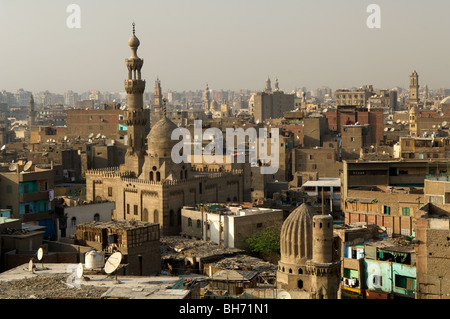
[
  {"xmin": 279, "ymin": 203, "xmax": 316, "ymax": 265},
  {"xmin": 147, "ymin": 116, "xmax": 178, "ymax": 157}
]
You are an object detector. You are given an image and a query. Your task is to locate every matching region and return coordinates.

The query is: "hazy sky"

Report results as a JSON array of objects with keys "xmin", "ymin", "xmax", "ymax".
[{"xmin": 1, "ymin": 0, "xmax": 450, "ymax": 94}]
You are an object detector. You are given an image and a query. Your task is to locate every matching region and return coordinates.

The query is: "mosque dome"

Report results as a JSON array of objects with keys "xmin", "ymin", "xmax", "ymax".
[
  {"xmin": 147, "ymin": 116, "xmax": 178, "ymax": 157},
  {"xmin": 128, "ymin": 34, "xmax": 140, "ymax": 48},
  {"xmin": 279, "ymin": 203, "xmax": 316, "ymax": 265}
]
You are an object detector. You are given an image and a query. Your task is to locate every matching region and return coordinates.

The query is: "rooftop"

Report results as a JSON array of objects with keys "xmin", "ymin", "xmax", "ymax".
[
  {"xmin": 77, "ymin": 220, "xmax": 157, "ymax": 230},
  {"xmin": 0, "ymin": 263, "xmax": 192, "ymax": 299}
]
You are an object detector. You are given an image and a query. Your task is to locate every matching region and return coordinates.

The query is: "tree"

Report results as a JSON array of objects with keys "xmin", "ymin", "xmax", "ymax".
[{"xmin": 244, "ymin": 227, "xmax": 280, "ymax": 255}]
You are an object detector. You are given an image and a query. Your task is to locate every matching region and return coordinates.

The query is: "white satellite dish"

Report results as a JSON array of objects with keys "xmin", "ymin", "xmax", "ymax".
[
  {"xmin": 88, "ymin": 133, "xmax": 94, "ymax": 139},
  {"xmin": 37, "ymin": 247, "xmax": 43, "ymax": 261},
  {"xmin": 390, "ymin": 128, "xmax": 395, "ymax": 132},
  {"xmin": 384, "ymin": 127, "xmax": 389, "ymax": 132},
  {"xmin": 64, "ymin": 136, "xmax": 67, "ymax": 141},
  {"xmin": 23, "ymin": 161, "xmax": 32, "ymax": 172},
  {"xmin": 8, "ymin": 163, "xmax": 17, "ymax": 171},
  {"xmin": 76, "ymin": 263, "xmax": 84, "ymax": 279},
  {"xmin": 396, "ymin": 119, "xmax": 401, "ymax": 124},
  {"xmin": 277, "ymin": 291, "xmax": 292, "ymax": 299},
  {"xmin": 104, "ymin": 251, "xmax": 122, "ymax": 284},
  {"xmin": 0, "ymin": 145, "xmax": 5, "ymax": 151},
  {"xmin": 96, "ymin": 133, "xmax": 101, "ymax": 139},
  {"xmin": 443, "ymin": 121, "xmax": 448, "ymax": 127},
  {"xmin": 433, "ymin": 125, "xmax": 436, "ymax": 128}
]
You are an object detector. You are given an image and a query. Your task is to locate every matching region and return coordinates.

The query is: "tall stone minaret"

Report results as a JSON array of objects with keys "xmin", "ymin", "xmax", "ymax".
[
  {"xmin": 123, "ymin": 23, "xmax": 147, "ymax": 176},
  {"xmin": 154, "ymin": 77, "xmax": 163, "ymax": 109},
  {"xmin": 204, "ymin": 84, "xmax": 211, "ymax": 112},
  {"xmin": 28, "ymin": 94, "xmax": 36, "ymax": 128},
  {"xmin": 306, "ymin": 213, "xmax": 341, "ymax": 299},
  {"xmin": 265, "ymin": 76, "xmax": 272, "ymax": 92},
  {"xmin": 409, "ymin": 70, "xmax": 419, "ymax": 107}
]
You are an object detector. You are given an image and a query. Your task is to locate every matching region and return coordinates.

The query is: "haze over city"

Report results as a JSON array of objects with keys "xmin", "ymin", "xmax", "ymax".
[{"xmin": 1, "ymin": 0, "xmax": 450, "ymax": 93}]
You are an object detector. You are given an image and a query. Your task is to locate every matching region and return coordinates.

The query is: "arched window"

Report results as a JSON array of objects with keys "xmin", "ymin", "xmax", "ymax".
[
  {"xmin": 156, "ymin": 172, "xmax": 161, "ymax": 182},
  {"xmin": 298, "ymin": 268, "xmax": 303, "ymax": 275},
  {"xmin": 298, "ymin": 280, "xmax": 303, "ymax": 289},
  {"xmin": 93, "ymin": 213, "xmax": 100, "ymax": 221},
  {"xmin": 150, "ymin": 171, "xmax": 154, "ymax": 181},
  {"xmin": 142, "ymin": 209, "xmax": 148, "ymax": 222},
  {"xmin": 180, "ymin": 171, "xmax": 183, "ymax": 180},
  {"xmin": 153, "ymin": 210, "xmax": 159, "ymax": 224},
  {"xmin": 71, "ymin": 217, "xmax": 77, "ymax": 226}
]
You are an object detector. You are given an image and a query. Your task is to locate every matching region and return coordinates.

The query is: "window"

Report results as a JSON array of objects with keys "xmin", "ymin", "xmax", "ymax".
[
  {"xmin": 373, "ymin": 275, "xmax": 382, "ymax": 286},
  {"xmin": 71, "ymin": 217, "xmax": 77, "ymax": 226},
  {"xmin": 127, "ymin": 204, "xmax": 130, "ymax": 215},
  {"xmin": 108, "ymin": 187, "xmax": 113, "ymax": 197},
  {"xmin": 134, "ymin": 205, "xmax": 138, "ymax": 215},
  {"xmin": 402, "ymin": 207, "xmax": 410, "ymax": 216},
  {"xmin": 94, "ymin": 213, "xmax": 100, "ymax": 221},
  {"xmin": 383, "ymin": 206, "xmax": 390, "ymax": 215},
  {"xmin": 188, "ymin": 218, "xmax": 192, "ymax": 227}
]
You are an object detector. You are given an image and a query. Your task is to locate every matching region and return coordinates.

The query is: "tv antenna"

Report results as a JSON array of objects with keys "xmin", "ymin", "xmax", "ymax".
[{"xmin": 104, "ymin": 251, "xmax": 122, "ymax": 284}]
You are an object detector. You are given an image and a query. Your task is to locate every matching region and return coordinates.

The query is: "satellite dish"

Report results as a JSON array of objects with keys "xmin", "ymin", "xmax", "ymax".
[
  {"xmin": 104, "ymin": 251, "xmax": 122, "ymax": 284},
  {"xmin": 104, "ymin": 252, "xmax": 122, "ymax": 274},
  {"xmin": 64, "ymin": 136, "xmax": 67, "ymax": 141},
  {"xmin": 8, "ymin": 163, "xmax": 17, "ymax": 171},
  {"xmin": 396, "ymin": 119, "xmax": 401, "ymax": 123},
  {"xmin": 96, "ymin": 133, "xmax": 101, "ymax": 139},
  {"xmin": 277, "ymin": 291, "xmax": 292, "ymax": 299},
  {"xmin": 0, "ymin": 145, "xmax": 5, "ymax": 151},
  {"xmin": 23, "ymin": 161, "xmax": 32, "ymax": 172},
  {"xmin": 88, "ymin": 133, "xmax": 94, "ymax": 139},
  {"xmin": 384, "ymin": 127, "xmax": 389, "ymax": 132},
  {"xmin": 37, "ymin": 247, "xmax": 43, "ymax": 261},
  {"xmin": 443, "ymin": 121, "xmax": 448, "ymax": 127},
  {"xmin": 76, "ymin": 263, "xmax": 84, "ymax": 279}
]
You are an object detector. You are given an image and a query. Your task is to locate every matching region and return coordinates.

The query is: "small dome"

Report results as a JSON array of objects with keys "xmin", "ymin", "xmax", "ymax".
[
  {"xmin": 279, "ymin": 203, "xmax": 316, "ymax": 265},
  {"xmin": 128, "ymin": 34, "xmax": 140, "ymax": 48},
  {"xmin": 147, "ymin": 116, "xmax": 178, "ymax": 157}
]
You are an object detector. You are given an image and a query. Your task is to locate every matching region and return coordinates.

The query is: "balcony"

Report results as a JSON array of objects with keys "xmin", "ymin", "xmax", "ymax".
[{"xmin": 19, "ymin": 191, "xmax": 50, "ymax": 203}]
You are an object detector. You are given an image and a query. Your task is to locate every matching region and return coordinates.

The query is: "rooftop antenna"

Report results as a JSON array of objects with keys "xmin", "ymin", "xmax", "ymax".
[{"xmin": 104, "ymin": 251, "xmax": 122, "ymax": 284}]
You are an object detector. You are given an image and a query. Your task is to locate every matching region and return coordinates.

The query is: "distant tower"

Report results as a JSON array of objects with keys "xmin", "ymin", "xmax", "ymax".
[
  {"xmin": 274, "ymin": 78, "xmax": 279, "ymax": 92},
  {"xmin": 204, "ymin": 84, "xmax": 211, "ymax": 112},
  {"xmin": 154, "ymin": 77, "xmax": 163, "ymax": 109},
  {"xmin": 123, "ymin": 23, "xmax": 147, "ymax": 176},
  {"xmin": 423, "ymin": 84, "xmax": 429, "ymax": 101},
  {"xmin": 265, "ymin": 76, "xmax": 272, "ymax": 92},
  {"xmin": 409, "ymin": 70, "xmax": 420, "ymax": 106},
  {"xmin": 306, "ymin": 214, "xmax": 341, "ymax": 299},
  {"xmin": 28, "ymin": 94, "xmax": 36, "ymax": 128},
  {"xmin": 301, "ymin": 92, "xmax": 307, "ymax": 111}
]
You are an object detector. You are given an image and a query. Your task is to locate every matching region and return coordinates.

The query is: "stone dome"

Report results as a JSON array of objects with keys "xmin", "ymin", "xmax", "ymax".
[
  {"xmin": 279, "ymin": 203, "xmax": 316, "ymax": 265},
  {"xmin": 147, "ymin": 116, "xmax": 178, "ymax": 157},
  {"xmin": 128, "ymin": 34, "xmax": 140, "ymax": 48}
]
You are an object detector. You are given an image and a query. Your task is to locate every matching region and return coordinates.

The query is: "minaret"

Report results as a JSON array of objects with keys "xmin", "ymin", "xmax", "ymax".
[
  {"xmin": 154, "ymin": 77, "xmax": 163, "ymax": 109},
  {"xmin": 265, "ymin": 76, "xmax": 272, "ymax": 92},
  {"xmin": 28, "ymin": 94, "xmax": 36, "ymax": 128},
  {"xmin": 123, "ymin": 23, "xmax": 147, "ymax": 176},
  {"xmin": 306, "ymin": 213, "xmax": 341, "ymax": 299},
  {"xmin": 409, "ymin": 70, "xmax": 419, "ymax": 107},
  {"xmin": 204, "ymin": 84, "xmax": 211, "ymax": 112},
  {"xmin": 274, "ymin": 78, "xmax": 279, "ymax": 92}
]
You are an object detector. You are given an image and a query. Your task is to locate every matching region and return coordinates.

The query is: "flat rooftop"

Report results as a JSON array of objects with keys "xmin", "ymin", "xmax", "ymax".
[
  {"xmin": 77, "ymin": 220, "xmax": 157, "ymax": 230},
  {"xmin": 0, "ymin": 263, "xmax": 192, "ymax": 299}
]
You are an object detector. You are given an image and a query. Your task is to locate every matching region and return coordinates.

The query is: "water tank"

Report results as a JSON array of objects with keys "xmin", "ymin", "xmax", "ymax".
[{"xmin": 85, "ymin": 250, "xmax": 105, "ymax": 269}]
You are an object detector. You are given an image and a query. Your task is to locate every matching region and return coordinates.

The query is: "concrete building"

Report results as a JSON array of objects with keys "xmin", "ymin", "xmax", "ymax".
[
  {"xmin": 335, "ymin": 85, "xmax": 374, "ymax": 107},
  {"xmin": 180, "ymin": 203, "xmax": 283, "ymax": 249},
  {"xmin": 301, "ymin": 178, "xmax": 341, "ymax": 215},
  {"xmin": 292, "ymin": 145, "xmax": 342, "ymax": 178},
  {"xmin": 252, "ymin": 78, "xmax": 295, "ymax": 123},
  {"xmin": 0, "ymin": 162, "xmax": 56, "ymax": 238},
  {"xmin": 56, "ymin": 201, "xmax": 115, "ymax": 240},
  {"xmin": 75, "ymin": 220, "xmax": 161, "ymax": 276}
]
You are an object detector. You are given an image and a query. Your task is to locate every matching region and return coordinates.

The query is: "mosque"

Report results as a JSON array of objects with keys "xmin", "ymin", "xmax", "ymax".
[{"xmin": 85, "ymin": 24, "xmax": 244, "ymax": 236}]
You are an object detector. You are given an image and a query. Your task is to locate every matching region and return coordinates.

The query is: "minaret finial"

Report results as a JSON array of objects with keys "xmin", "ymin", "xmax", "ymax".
[
  {"xmin": 163, "ymin": 98, "xmax": 167, "ymax": 117},
  {"xmin": 132, "ymin": 22, "xmax": 135, "ymax": 35}
]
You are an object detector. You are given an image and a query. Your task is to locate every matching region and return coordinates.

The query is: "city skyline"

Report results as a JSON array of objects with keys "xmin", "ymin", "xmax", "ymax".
[{"xmin": 1, "ymin": 0, "xmax": 450, "ymax": 93}]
